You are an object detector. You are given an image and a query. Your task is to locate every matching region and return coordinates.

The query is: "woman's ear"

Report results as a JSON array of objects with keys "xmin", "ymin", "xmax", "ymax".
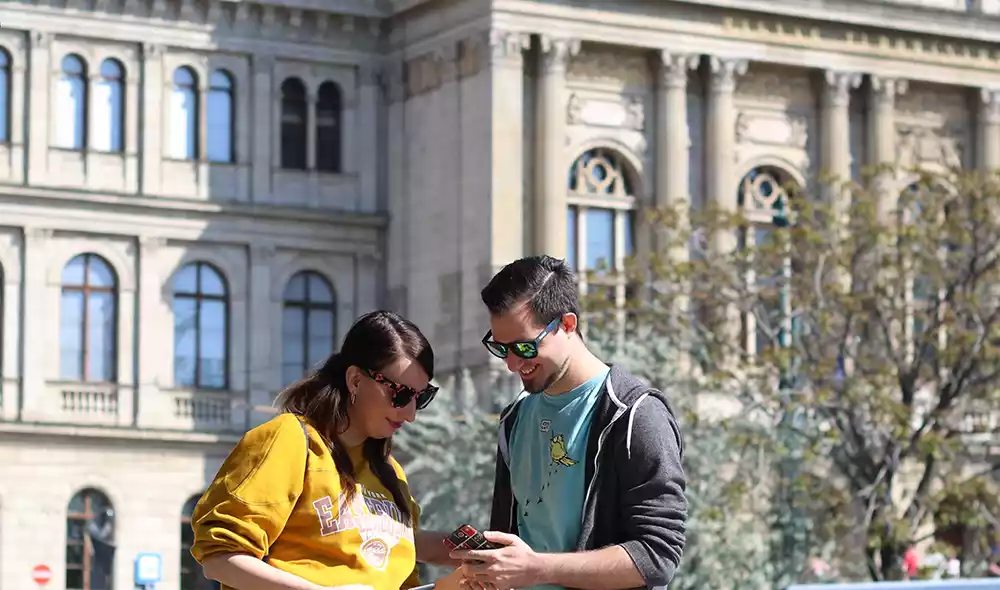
[{"xmin": 344, "ymin": 365, "xmax": 363, "ymax": 396}]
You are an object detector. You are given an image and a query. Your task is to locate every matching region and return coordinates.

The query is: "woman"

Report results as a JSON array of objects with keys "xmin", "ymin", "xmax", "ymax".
[{"xmin": 191, "ymin": 310, "xmax": 458, "ymax": 590}]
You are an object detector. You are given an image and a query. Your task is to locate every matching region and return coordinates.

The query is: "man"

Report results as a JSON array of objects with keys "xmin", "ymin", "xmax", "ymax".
[{"xmin": 453, "ymin": 255, "xmax": 687, "ymax": 590}]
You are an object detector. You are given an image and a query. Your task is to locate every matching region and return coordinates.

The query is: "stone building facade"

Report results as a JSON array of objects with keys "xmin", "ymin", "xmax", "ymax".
[{"xmin": 2, "ymin": 0, "xmax": 1000, "ymax": 588}]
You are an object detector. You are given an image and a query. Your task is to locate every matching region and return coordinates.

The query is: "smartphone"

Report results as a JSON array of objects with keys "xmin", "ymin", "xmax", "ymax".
[{"xmin": 443, "ymin": 523, "xmax": 503, "ymax": 551}]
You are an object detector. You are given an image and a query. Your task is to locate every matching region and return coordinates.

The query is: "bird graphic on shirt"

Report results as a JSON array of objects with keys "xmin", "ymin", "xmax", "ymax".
[{"xmin": 549, "ymin": 434, "xmax": 577, "ymax": 467}]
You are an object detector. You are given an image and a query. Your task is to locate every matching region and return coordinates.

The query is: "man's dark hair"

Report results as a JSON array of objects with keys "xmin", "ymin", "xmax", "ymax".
[{"xmin": 481, "ymin": 255, "xmax": 580, "ymax": 326}]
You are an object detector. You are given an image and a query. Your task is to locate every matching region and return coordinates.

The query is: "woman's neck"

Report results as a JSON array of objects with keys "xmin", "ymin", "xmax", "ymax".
[{"xmin": 338, "ymin": 423, "xmax": 367, "ymax": 448}]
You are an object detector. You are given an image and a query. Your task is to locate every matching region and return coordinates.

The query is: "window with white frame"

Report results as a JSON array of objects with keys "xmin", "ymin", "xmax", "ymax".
[
  {"xmin": 565, "ymin": 148, "xmax": 636, "ymax": 300},
  {"xmin": 170, "ymin": 66, "xmax": 199, "ymax": 160},
  {"xmin": 0, "ymin": 48, "xmax": 10, "ymax": 144},
  {"xmin": 316, "ymin": 81, "xmax": 342, "ymax": 173},
  {"xmin": 92, "ymin": 59, "xmax": 124, "ymax": 153},
  {"xmin": 280, "ymin": 77, "xmax": 307, "ymax": 170},
  {"xmin": 57, "ymin": 54, "xmax": 87, "ymax": 150},
  {"xmin": 206, "ymin": 69, "xmax": 234, "ymax": 163},
  {"xmin": 281, "ymin": 271, "xmax": 337, "ymax": 385},
  {"xmin": 60, "ymin": 253, "xmax": 117, "ymax": 383},
  {"xmin": 738, "ymin": 167, "xmax": 797, "ymax": 356}
]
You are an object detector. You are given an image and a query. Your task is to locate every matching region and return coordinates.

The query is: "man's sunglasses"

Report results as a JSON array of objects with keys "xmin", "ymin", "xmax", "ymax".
[
  {"xmin": 481, "ymin": 317, "xmax": 561, "ymax": 360},
  {"xmin": 364, "ymin": 368, "xmax": 438, "ymax": 410}
]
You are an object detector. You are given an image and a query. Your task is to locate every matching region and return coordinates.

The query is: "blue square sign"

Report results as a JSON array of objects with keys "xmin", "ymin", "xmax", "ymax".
[{"xmin": 134, "ymin": 553, "xmax": 162, "ymax": 585}]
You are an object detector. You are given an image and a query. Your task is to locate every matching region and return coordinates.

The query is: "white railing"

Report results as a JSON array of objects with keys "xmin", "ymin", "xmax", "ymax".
[{"xmin": 43, "ymin": 382, "xmax": 132, "ymax": 427}]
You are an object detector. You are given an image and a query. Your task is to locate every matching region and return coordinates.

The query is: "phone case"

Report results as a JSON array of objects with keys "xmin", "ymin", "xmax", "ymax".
[{"xmin": 443, "ymin": 524, "xmax": 502, "ymax": 551}]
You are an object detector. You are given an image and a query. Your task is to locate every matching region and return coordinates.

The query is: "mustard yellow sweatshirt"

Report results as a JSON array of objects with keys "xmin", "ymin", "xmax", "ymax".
[{"xmin": 191, "ymin": 413, "xmax": 422, "ymax": 589}]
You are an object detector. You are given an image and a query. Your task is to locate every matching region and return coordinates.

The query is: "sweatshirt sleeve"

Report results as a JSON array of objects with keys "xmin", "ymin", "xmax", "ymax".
[
  {"xmin": 616, "ymin": 393, "xmax": 688, "ymax": 587},
  {"xmin": 190, "ymin": 414, "xmax": 308, "ymax": 562}
]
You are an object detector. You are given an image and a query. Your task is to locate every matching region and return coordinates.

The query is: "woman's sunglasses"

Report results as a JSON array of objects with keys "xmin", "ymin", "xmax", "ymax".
[
  {"xmin": 364, "ymin": 368, "xmax": 438, "ymax": 410},
  {"xmin": 481, "ymin": 317, "xmax": 561, "ymax": 360}
]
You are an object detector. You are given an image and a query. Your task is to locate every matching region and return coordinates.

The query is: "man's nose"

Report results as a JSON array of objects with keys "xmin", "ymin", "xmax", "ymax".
[{"xmin": 505, "ymin": 354, "xmax": 523, "ymax": 373}]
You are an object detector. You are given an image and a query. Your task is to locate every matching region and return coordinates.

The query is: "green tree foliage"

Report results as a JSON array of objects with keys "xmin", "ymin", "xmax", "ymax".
[{"xmin": 591, "ymin": 167, "xmax": 1000, "ymax": 582}]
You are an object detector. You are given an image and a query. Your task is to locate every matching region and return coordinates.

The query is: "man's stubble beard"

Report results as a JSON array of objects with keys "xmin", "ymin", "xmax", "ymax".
[{"xmin": 526, "ymin": 354, "xmax": 571, "ymax": 394}]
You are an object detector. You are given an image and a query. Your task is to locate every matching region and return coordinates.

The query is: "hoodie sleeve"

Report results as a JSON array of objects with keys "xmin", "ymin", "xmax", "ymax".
[
  {"xmin": 615, "ymin": 393, "xmax": 688, "ymax": 587},
  {"xmin": 190, "ymin": 414, "xmax": 308, "ymax": 562}
]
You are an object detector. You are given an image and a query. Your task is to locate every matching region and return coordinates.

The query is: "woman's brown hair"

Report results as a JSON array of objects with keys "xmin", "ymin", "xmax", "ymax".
[{"xmin": 277, "ymin": 309, "xmax": 434, "ymax": 521}]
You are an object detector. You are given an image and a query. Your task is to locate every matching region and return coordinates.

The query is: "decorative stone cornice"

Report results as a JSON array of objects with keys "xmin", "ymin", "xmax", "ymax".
[
  {"xmin": 658, "ymin": 52, "xmax": 699, "ymax": 90},
  {"xmin": 539, "ymin": 36, "xmax": 581, "ymax": 75},
  {"xmin": 708, "ymin": 57, "xmax": 748, "ymax": 93},
  {"xmin": 824, "ymin": 70, "xmax": 862, "ymax": 108}
]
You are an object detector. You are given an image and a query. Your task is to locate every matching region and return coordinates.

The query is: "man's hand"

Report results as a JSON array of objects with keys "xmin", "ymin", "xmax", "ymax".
[{"xmin": 451, "ymin": 531, "xmax": 545, "ymax": 589}]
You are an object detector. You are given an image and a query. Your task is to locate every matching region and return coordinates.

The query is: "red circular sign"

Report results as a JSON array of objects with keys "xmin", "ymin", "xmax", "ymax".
[{"xmin": 32, "ymin": 565, "xmax": 51, "ymax": 586}]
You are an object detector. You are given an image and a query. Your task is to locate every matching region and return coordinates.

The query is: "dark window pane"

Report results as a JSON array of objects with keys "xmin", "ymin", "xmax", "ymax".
[
  {"xmin": 60, "ymin": 291, "xmax": 84, "ymax": 380},
  {"xmin": 67, "ymin": 519, "xmax": 85, "ymax": 541},
  {"xmin": 207, "ymin": 71, "xmax": 233, "ymax": 163},
  {"xmin": 86, "ymin": 292, "xmax": 116, "ymax": 382},
  {"xmin": 283, "ymin": 307, "xmax": 305, "ymax": 381},
  {"xmin": 66, "ymin": 568, "xmax": 83, "ymax": 590},
  {"xmin": 68, "ymin": 493, "xmax": 85, "ymax": 513},
  {"xmin": 199, "ymin": 265, "xmax": 226, "ymax": 297},
  {"xmin": 174, "ymin": 298, "xmax": 197, "ymax": 387},
  {"xmin": 173, "ymin": 264, "xmax": 198, "ymax": 294},
  {"xmin": 307, "ymin": 309, "xmax": 335, "ymax": 369},
  {"xmin": 585, "ymin": 209, "xmax": 614, "ymax": 270},
  {"xmin": 308, "ymin": 274, "xmax": 333, "ymax": 303},
  {"xmin": 198, "ymin": 299, "xmax": 227, "ymax": 389},
  {"xmin": 280, "ymin": 79, "xmax": 307, "ymax": 170},
  {"xmin": 66, "ymin": 542, "xmax": 84, "ymax": 565}
]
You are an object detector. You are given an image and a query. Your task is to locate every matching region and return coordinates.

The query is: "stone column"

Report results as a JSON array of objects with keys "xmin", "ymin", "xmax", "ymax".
[
  {"xmin": 247, "ymin": 243, "xmax": 276, "ymax": 429},
  {"xmin": 134, "ymin": 236, "xmax": 165, "ymax": 429},
  {"xmin": 706, "ymin": 57, "xmax": 747, "ymax": 253},
  {"xmin": 358, "ymin": 62, "xmax": 381, "ymax": 210},
  {"xmin": 140, "ymin": 43, "xmax": 165, "ymax": 195},
  {"xmin": 489, "ymin": 30, "xmax": 531, "ymax": 269},
  {"xmin": 27, "ymin": 32, "xmax": 51, "ymax": 186},
  {"xmin": 822, "ymin": 71, "xmax": 862, "ymax": 219},
  {"xmin": 867, "ymin": 76, "xmax": 907, "ymax": 218},
  {"xmin": 19, "ymin": 228, "xmax": 51, "ymax": 421},
  {"xmin": 306, "ymin": 91, "xmax": 317, "ymax": 171},
  {"xmin": 251, "ymin": 55, "xmax": 274, "ymax": 202},
  {"xmin": 656, "ymin": 52, "xmax": 699, "ymax": 253},
  {"xmin": 534, "ymin": 35, "xmax": 579, "ymax": 258},
  {"xmin": 979, "ymin": 88, "xmax": 1000, "ymax": 172}
]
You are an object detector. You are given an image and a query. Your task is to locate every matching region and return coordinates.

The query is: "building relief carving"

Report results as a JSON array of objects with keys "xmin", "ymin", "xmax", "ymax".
[
  {"xmin": 567, "ymin": 50, "xmax": 650, "ymax": 87},
  {"xmin": 736, "ymin": 112, "xmax": 808, "ymax": 149},
  {"xmin": 895, "ymin": 124, "xmax": 964, "ymax": 169},
  {"xmin": 736, "ymin": 70, "xmax": 814, "ymax": 104},
  {"xmin": 567, "ymin": 94, "xmax": 645, "ymax": 131}
]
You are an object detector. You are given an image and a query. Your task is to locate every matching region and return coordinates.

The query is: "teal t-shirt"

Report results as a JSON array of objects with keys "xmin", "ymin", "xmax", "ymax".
[{"xmin": 509, "ymin": 367, "xmax": 610, "ymax": 590}]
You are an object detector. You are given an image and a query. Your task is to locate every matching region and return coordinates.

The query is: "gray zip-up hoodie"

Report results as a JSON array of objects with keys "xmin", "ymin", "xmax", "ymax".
[{"xmin": 488, "ymin": 364, "xmax": 688, "ymax": 589}]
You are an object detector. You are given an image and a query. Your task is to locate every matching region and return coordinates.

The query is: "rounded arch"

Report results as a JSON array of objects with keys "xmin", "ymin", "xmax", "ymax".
[
  {"xmin": 271, "ymin": 262, "xmax": 341, "ymax": 303},
  {"xmin": 209, "ymin": 68, "xmax": 233, "ymax": 90},
  {"xmin": 565, "ymin": 138, "xmax": 647, "ymax": 202},
  {"xmin": 98, "ymin": 58, "xmax": 123, "ymax": 80},
  {"xmin": 283, "ymin": 269, "xmax": 337, "ymax": 302},
  {"xmin": 66, "ymin": 484, "xmax": 121, "ymax": 522},
  {"xmin": 47, "ymin": 244, "xmax": 134, "ymax": 291},
  {"xmin": 66, "ymin": 486, "xmax": 117, "ymax": 590},
  {"xmin": 280, "ymin": 76, "xmax": 306, "ymax": 97},
  {"xmin": 61, "ymin": 53, "xmax": 87, "ymax": 75},
  {"xmin": 170, "ymin": 260, "xmax": 229, "ymax": 296},
  {"xmin": 735, "ymin": 155, "xmax": 808, "ymax": 192},
  {"xmin": 736, "ymin": 166, "xmax": 802, "ymax": 213},
  {"xmin": 166, "ymin": 250, "xmax": 243, "ymax": 303}
]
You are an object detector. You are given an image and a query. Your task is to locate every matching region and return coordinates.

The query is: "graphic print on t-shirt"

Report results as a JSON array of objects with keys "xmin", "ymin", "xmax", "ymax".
[
  {"xmin": 312, "ymin": 484, "xmax": 413, "ymax": 571},
  {"xmin": 509, "ymin": 367, "xmax": 609, "ymax": 564}
]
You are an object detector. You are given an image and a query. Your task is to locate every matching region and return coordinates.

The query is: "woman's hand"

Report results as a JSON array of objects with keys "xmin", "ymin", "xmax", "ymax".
[{"xmin": 321, "ymin": 586, "xmax": 374, "ymax": 590}]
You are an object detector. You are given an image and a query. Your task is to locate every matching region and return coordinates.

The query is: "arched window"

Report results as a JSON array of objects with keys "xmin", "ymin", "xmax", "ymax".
[
  {"xmin": 171, "ymin": 66, "xmax": 199, "ymax": 160},
  {"xmin": 66, "ymin": 488, "xmax": 115, "ymax": 590},
  {"xmin": 93, "ymin": 59, "xmax": 124, "ymax": 153},
  {"xmin": 282, "ymin": 271, "xmax": 336, "ymax": 385},
  {"xmin": 0, "ymin": 48, "xmax": 10, "ymax": 143},
  {"xmin": 57, "ymin": 54, "xmax": 87, "ymax": 150},
  {"xmin": 280, "ymin": 78, "xmax": 307, "ymax": 170},
  {"xmin": 738, "ymin": 167, "xmax": 797, "ymax": 355},
  {"xmin": 316, "ymin": 81, "xmax": 342, "ymax": 173},
  {"xmin": 173, "ymin": 262, "xmax": 228, "ymax": 389},
  {"xmin": 181, "ymin": 494, "xmax": 217, "ymax": 590},
  {"xmin": 566, "ymin": 148, "xmax": 637, "ymax": 278},
  {"xmin": 206, "ymin": 69, "xmax": 234, "ymax": 163},
  {"xmin": 60, "ymin": 254, "xmax": 117, "ymax": 382}
]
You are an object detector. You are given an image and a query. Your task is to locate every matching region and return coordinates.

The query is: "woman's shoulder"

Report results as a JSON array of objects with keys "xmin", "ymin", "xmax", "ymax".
[
  {"xmin": 239, "ymin": 412, "xmax": 309, "ymax": 450},
  {"xmin": 387, "ymin": 454, "xmax": 410, "ymax": 481}
]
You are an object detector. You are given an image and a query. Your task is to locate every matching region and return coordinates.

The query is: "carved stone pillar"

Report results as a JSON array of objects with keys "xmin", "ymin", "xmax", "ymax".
[
  {"xmin": 140, "ymin": 43, "xmax": 165, "ymax": 195},
  {"xmin": 27, "ymin": 32, "xmax": 51, "ymax": 186},
  {"xmin": 358, "ymin": 62, "xmax": 381, "ymax": 210},
  {"xmin": 490, "ymin": 30, "xmax": 531, "ymax": 268},
  {"xmin": 822, "ymin": 71, "xmax": 861, "ymax": 219},
  {"xmin": 706, "ymin": 57, "xmax": 747, "ymax": 253},
  {"xmin": 247, "ymin": 243, "xmax": 276, "ymax": 429},
  {"xmin": 534, "ymin": 35, "xmax": 579, "ymax": 258},
  {"xmin": 20, "ymin": 227, "xmax": 52, "ymax": 421},
  {"xmin": 135, "ymin": 236, "xmax": 165, "ymax": 428},
  {"xmin": 867, "ymin": 76, "xmax": 907, "ymax": 217},
  {"xmin": 656, "ymin": 52, "xmax": 699, "ymax": 245},
  {"xmin": 979, "ymin": 88, "xmax": 1000, "ymax": 172},
  {"xmin": 251, "ymin": 55, "xmax": 274, "ymax": 203}
]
